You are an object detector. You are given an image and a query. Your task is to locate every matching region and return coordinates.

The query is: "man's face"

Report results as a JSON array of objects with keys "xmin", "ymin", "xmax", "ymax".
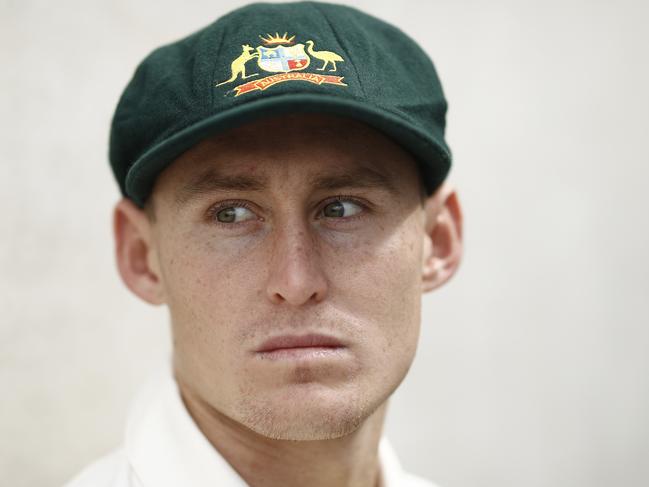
[{"xmin": 146, "ymin": 113, "xmax": 429, "ymax": 441}]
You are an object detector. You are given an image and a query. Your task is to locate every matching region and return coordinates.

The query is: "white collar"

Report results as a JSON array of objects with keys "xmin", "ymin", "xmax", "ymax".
[{"xmin": 123, "ymin": 369, "xmax": 416, "ymax": 487}]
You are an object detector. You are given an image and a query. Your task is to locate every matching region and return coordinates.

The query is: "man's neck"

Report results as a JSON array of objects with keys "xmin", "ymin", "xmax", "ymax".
[{"xmin": 177, "ymin": 381, "xmax": 388, "ymax": 487}]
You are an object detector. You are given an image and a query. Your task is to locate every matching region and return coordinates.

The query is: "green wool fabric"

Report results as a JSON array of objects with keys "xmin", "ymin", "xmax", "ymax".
[{"xmin": 109, "ymin": 1, "xmax": 452, "ymax": 207}]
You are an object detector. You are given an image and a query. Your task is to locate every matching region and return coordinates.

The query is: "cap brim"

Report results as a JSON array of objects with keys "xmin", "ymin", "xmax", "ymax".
[{"xmin": 125, "ymin": 92, "xmax": 451, "ymax": 207}]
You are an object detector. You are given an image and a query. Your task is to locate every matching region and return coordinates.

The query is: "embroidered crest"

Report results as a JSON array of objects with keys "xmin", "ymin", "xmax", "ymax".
[
  {"xmin": 257, "ymin": 44, "xmax": 310, "ymax": 72},
  {"xmin": 215, "ymin": 32, "xmax": 347, "ymax": 96}
]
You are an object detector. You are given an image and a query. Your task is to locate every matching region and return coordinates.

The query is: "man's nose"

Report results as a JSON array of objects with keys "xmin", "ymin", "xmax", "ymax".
[{"xmin": 265, "ymin": 219, "xmax": 328, "ymax": 306}]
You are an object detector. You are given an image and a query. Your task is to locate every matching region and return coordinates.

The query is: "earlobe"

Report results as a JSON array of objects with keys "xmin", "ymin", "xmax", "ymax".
[
  {"xmin": 113, "ymin": 198, "xmax": 166, "ymax": 305},
  {"xmin": 421, "ymin": 183, "xmax": 463, "ymax": 293}
]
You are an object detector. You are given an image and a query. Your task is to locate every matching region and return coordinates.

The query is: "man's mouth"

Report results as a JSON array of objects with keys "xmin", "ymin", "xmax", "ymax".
[
  {"xmin": 255, "ymin": 333, "xmax": 345, "ymax": 352},
  {"xmin": 254, "ymin": 333, "xmax": 347, "ymax": 360}
]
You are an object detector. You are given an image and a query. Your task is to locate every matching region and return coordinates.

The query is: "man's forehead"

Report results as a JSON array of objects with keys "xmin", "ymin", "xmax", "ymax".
[
  {"xmin": 152, "ymin": 113, "xmax": 420, "ymax": 207},
  {"xmin": 173, "ymin": 160, "xmax": 402, "ymax": 208}
]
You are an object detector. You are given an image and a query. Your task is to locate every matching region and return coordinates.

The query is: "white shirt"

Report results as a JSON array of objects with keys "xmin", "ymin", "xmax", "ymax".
[{"xmin": 63, "ymin": 369, "xmax": 439, "ymax": 487}]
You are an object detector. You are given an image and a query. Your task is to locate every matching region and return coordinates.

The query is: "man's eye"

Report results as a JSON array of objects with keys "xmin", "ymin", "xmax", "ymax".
[
  {"xmin": 208, "ymin": 197, "xmax": 365, "ymax": 226},
  {"xmin": 212, "ymin": 204, "xmax": 256, "ymax": 224},
  {"xmin": 321, "ymin": 199, "xmax": 363, "ymax": 219}
]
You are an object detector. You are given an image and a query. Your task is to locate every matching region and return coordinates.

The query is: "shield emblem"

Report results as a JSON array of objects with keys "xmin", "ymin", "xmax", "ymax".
[{"xmin": 257, "ymin": 44, "xmax": 310, "ymax": 73}]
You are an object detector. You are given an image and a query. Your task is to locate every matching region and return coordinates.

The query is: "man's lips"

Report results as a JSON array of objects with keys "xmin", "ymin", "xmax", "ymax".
[{"xmin": 255, "ymin": 333, "xmax": 345, "ymax": 353}]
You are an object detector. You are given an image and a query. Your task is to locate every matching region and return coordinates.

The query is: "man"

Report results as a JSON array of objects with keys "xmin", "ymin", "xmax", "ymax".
[{"xmin": 65, "ymin": 2, "xmax": 462, "ymax": 486}]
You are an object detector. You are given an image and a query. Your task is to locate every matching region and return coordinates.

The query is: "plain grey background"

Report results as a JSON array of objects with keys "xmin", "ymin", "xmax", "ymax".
[{"xmin": 1, "ymin": 0, "xmax": 648, "ymax": 486}]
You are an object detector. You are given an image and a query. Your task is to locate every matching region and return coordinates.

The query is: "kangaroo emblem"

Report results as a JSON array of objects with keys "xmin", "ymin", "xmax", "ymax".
[
  {"xmin": 215, "ymin": 32, "xmax": 348, "ymax": 96},
  {"xmin": 215, "ymin": 45, "xmax": 259, "ymax": 86}
]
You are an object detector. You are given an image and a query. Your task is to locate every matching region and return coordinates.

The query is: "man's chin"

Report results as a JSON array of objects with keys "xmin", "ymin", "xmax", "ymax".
[{"xmin": 235, "ymin": 385, "xmax": 380, "ymax": 441}]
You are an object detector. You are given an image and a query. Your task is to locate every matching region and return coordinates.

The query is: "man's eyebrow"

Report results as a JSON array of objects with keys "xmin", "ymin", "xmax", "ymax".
[
  {"xmin": 175, "ymin": 171, "xmax": 269, "ymax": 206},
  {"xmin": 174, "ymin": 165, "xmax": 399, "ymax": 207},
  {"xmin": 309, "ymin": 166, "xmax": 399, "ymax": 196}
]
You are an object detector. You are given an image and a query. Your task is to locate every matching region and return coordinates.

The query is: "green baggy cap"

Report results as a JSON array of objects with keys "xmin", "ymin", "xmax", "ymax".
[{"xmin": 109, "ymin": 1, "xmax": 452, "ymax": 207}]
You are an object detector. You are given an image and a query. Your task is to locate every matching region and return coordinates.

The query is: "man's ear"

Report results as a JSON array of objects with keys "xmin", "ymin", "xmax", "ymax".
[
  {"xmin": 113, "ymin": 197, "xmax": 166, "ymax": 305},
  {"xmin": 421, "ymin": 182, "xmax": 463, "ymax": 293}
]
